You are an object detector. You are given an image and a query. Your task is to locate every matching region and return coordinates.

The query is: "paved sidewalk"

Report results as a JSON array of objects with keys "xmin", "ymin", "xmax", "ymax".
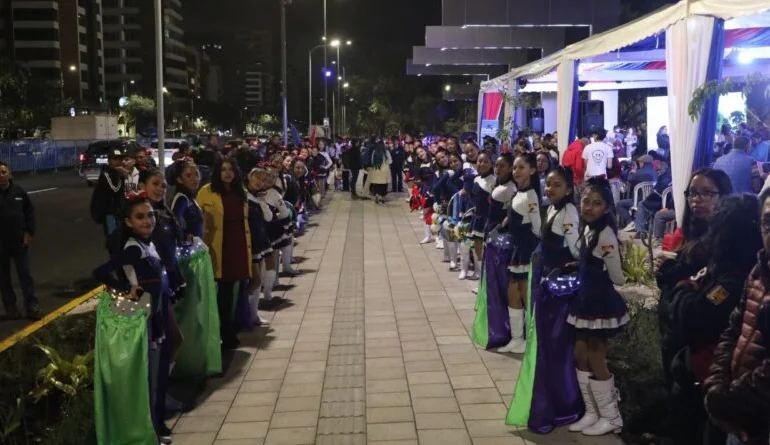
[{"xmin": 170, "ymin": 193, "xmax": 624, "ymax": 445}]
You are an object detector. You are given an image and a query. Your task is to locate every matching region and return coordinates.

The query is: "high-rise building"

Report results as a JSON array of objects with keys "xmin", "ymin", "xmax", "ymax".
[
  {"xmin": 102, "ymin": 0, "xmax": 187, "ymax": 110},
  {"xmin": 0, "ymin": 0, "xmax": 106, "ymax": 108}
]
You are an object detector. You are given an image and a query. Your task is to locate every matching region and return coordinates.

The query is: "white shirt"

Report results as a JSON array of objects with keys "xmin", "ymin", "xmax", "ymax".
[{"xmin": 582, "ymin": 141, "xmax": 614, "ymax": 178}]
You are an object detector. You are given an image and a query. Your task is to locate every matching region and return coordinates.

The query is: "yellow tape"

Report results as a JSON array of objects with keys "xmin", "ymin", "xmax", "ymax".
[{"xmin": 0, "ymin": 286, "xmax": 104, "ymax": 355}]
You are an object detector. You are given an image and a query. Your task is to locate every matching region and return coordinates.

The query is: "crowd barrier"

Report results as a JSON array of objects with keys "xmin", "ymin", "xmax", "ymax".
[{"xmin": 0, "ymin": 139, "xmax": 93, "ymax": 173}]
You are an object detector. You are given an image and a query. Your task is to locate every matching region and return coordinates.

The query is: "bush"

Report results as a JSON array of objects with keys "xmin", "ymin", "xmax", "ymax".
[
  {"xmin": 622, "ymin": 240, "xmax": 654, "ymax": 286},
  {"xmin": 0, "ymin": 312, "xmax": 96, "ymax": 444},
  {"xmin": 611, "ymin": 300, "xmax": 668, "ymax": 444}
]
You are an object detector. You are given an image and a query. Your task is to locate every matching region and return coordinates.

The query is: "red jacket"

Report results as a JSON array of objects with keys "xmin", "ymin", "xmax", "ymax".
[{"xmin": 562, "ymin": 141, "xmax": 586, "ymax": 184}]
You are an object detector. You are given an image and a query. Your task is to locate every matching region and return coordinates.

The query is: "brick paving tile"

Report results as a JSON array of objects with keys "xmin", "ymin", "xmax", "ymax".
[{"xmin": 170, "ymin": 195, "xmax": 626, "ymax": 445}]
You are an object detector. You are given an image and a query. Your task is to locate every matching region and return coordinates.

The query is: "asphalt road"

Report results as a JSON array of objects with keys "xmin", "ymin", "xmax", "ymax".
[{"xmin": 0, "ymin": 171, "xmax": 106, "ymax": 339}]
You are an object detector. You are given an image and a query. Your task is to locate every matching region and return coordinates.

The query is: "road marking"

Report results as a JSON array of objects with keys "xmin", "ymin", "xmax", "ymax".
[
  {"xmin": 28, "ymin": 187, "xmax": 58, "ymax": 195},
  {"xmin": 0, "ymin": 285, "xmax": 103, "ymax": 355}
]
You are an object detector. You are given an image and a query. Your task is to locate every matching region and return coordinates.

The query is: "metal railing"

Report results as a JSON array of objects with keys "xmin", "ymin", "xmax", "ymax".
[{"xmin": 0, "ymin": 139, "xmax": 93, "ymax": 173}]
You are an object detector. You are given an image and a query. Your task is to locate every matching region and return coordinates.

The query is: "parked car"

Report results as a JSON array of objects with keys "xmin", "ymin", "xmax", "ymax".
[
  {"xmin": 149, "ymin": 138, "xmax": 186, "ymax": 167},
  {"xmin": 78, "ymin": 139, "xmax": 141, "ymax": 186}
]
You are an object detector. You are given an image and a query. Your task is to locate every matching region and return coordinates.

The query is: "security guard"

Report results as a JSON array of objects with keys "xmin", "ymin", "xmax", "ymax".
[{"xmin": 0, "ymin": 161, "xmax": 40, "ymax": 320}]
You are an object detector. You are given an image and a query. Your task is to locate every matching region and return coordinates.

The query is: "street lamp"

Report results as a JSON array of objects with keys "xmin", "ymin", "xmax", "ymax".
[
  {"xmin": 445, "ymin": 84, "xmax": 452, "ymax": 92},
  {"xmin": 308, "ymin": 43, "xmax": 327, "ymax": 134},
  {"xmin": 154, "ymin": 0, "xmax": 165, "ymax": 169},
  {"xmin": 343, "ymin": 82, "xmax": 349, "ymax": 88},
  {"xmin": 329, "ymin": 38, "xmax": 351, "ymax": 135},
  {"xmin": 69, "ymin": 65, "xmax": 77, "ymax": 72}
]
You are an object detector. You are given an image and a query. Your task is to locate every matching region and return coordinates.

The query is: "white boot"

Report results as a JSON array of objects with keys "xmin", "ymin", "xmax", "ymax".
[
  {"xmin": 498, "ymin": 308, "xmax": 526, "ymax": 353},
  {"xmin": 459, "ymin": 243, "xmax": 470, "ymax": 280},
  {"xmin": 446, "ymin": 241, "xmax": 457, "ymax": 269},
  {"xmin": 436, "ymin": 237, "xmax": 444, "ymax": 250},
  {"xmin": 569, "ymin": 370, "xmax": 599, "ymax": 432},
  {"xmin": 281, "ymin": 241, "xmax": 297, "ymax": 275},
  {"xmin": 582, "ymin": 376, "xmax": 623, "ymax": 436},
  {"xmin": 262, "ymin": 269, "xmax": 277, "ymax": 301},
  {"xmin": 420, "ymin": 225, "xmax": 432, "ymax": 244}
]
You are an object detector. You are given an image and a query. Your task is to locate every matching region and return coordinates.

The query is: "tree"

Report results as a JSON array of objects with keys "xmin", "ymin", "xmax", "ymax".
[
  {"xmin": 120, "ymin": 95, "xmax": 156, "ymax": 135},
  {"xmin": 0, "ymin": 58, "xmax": 72, "ymax": 137}
]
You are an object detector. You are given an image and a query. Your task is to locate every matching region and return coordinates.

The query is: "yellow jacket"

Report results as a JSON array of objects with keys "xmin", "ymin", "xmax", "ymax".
[{"xmin": 196, "ymin": 183, "xmax": 252, "ymax": 279}]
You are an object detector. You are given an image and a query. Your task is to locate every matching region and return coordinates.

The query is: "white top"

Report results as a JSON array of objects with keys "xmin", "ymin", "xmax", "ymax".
[
  {"xmin": 491, "ymin": 181, "xmax": 516, "ymax": 209},
  {"xmin": 584, "ymin": 225, "xmax": 625, "ymax": 285},
  {"xmin": 474, "ymin": 174, "xmax": 496, "ymax": 194},
  {"xmin": 582, "ymin": 141, "xmax": 614, "ymax": 178},
  {"xmin": 546, "ymin": 203, "xmax": 580, "ymax": 259},
  {"xmin": 510, "ymin": 188, "xmax": 542, "ymax": 238}
]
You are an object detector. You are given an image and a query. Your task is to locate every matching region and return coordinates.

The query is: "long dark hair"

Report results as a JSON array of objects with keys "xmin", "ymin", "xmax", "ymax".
[
  {"xmin": 495, "ymin": 153, "xmax": 514, "ymax": 186},
  {"xmin": 174, "ymin": 161, "xmax": 199, "ymax": 196},
  {"xmin": 210, "ymin": 158, "xmax": 246, "ymax": 200},
  {"xmin": 706, "ymin": 194, "xmax": 761, "ymax": 276},
  {"xmin": 108, "ymin": 194, "xmax": 153, "ymax": 255},
  {"xmin": 542, "ymin": 166, "xmax": 575, "ymax": 238},
  {"xmin": 678, "ymin": 168, "xmax": 733, "ymax": 265},
  {"xmin": 578, "ymin": 176, "xmax": 618, "ymax": 255},
  {"xmin": 515, "ymin": 152, "xmax": 542, "ymax": 204}
]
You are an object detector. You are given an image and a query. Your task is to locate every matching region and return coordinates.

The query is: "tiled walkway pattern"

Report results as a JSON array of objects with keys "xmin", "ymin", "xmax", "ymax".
[{"xmin": 170, "ymin": 194, "xmax": 624, "ymax": 445}]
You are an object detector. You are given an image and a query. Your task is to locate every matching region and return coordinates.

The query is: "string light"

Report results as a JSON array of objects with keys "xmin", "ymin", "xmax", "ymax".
[
  {"xmin": 176, "ymin": 237, "xmax": 209, "ymax": 261},
  {"xmin": 103, "ymin": 287, "xmax": 151, "ymax": 316}
]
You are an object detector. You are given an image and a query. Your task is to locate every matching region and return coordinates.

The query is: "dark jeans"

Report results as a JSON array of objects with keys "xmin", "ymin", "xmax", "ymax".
[
  {"xmin": 216, "ymin": 281, "xmax": 238, "ymax": 345},
  {"xmin": 653, "ymin": 209, "xmax": 676, "ymax": 240},
  {"xmin": 342, "ymin": 169, "xmax": 360, "ymax": 194},
  {"xmin": 391, "ymin": 165, "xmax": 404, "ymax": 192},
  {"xmin": 0, "ymin": 244, "xmax": 37, "ymax": 309}
]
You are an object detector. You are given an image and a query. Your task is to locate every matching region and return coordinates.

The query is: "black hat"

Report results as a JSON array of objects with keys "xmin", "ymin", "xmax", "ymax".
[{"xmin": 108, "ymin": 148, "xmax": 126, "ymax": 160}]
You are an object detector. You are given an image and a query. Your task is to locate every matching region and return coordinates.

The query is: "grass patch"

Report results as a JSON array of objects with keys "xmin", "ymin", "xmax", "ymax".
[{"xmin": 0, "ymin": 312, "xmax": 96, "ymax": 445}]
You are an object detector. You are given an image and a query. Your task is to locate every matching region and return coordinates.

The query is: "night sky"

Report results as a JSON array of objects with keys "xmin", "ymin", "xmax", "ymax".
[{"xmin": 184, "ymin": 0, "xmax": 442, "ymax": 120}]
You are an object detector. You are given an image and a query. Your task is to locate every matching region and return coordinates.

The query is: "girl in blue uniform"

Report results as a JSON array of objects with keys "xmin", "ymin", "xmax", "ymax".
[
  {"xmin": 246, "ymin": 168, "xmax": 273, "ymax": 325},
  {"xmin": 412, "ymin": 147, "xmax": 437, "ymax": 244},
  {"xmin": 138, "ymin": 169, "xmax": 185, "ymax": 438},
  {"xmin": 471, "ymin": 154, "xmax": 517, "ymax": 350},
  {"xmin": 499, "ymin": 153, "xmax": 542, "ymax": 353},
  {"xmin": 463, "ymin": 152, "xmax": 495, "ymax": 280},
  {"xmin": 433, "ymin": 151, "xmax": 464, "ymax": 266},
  {"xmin": 93, "ymin": 193, "xmax": 173, "ymax": 444},
  {"xmin": 171, "ymin": 161, "xmax": 203, "ymax": 240},
  {"xmin": 567, "ymin": 177, "xmax": 627, "ymax": 436},
  {"xmin": 251, "ymin": 166, "xmax": 292, "ymax": 305}
]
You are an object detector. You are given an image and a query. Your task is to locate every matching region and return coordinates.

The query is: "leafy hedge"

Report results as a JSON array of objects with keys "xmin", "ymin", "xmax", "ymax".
[{"xmin": 0, "ymin": 312, "xmax": 97, "ymax": 445}]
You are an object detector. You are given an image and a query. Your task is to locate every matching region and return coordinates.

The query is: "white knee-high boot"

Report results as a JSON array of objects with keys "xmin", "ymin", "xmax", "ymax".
[
  {"xmin": 582, "ymin": 375, "xmax": 623, "ymax": 435},
  {"xmin": 446, "ymin": 241, "xmax": 458, "ymax": 269},
  {"xmin": 569, "ymin": 370, "xmax": 599, "ymax": 432},
  {"xmin": 248, "ymin": 264, "xmax": 269, "ymax": 325},
  {"xmin": 459, "ymin": 242, "xmax": 471, "ymax": 280},
  {"xmin": 420, "ymin": 225, "xmax": 432, "ymax": 244},
  {"xmin": 262, "ymin": 269, "xmax": 277, "ymax": 301},
  {"xmin": 281, "ymin": 240, "xmax": 297, "ymax": 274},
  {"xmin": 498, "ymin": 308, "xmax": 526, "ymax": 353},
  {"xmin": 442, "ymin": 239, "xmax": 451, "ymax": 262}
]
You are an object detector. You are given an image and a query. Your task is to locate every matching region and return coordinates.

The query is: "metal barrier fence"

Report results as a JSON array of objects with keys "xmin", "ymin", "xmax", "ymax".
[{"xmin": 0, "ymin": 139, "xmax": 93, "ymax": 173}]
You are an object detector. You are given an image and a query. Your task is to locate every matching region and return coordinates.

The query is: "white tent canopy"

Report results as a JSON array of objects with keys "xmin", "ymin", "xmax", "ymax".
[{"xmin": 481, "ymin": 0, "xmax": 770, "ymax": 89}]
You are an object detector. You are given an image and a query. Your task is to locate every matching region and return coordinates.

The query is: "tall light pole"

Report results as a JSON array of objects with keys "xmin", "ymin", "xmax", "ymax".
[
  {"xmin": 329, "ymin": 39, "xmax": 351, "ymax": 137},
  {"xmin": 308, "ymin": 43, "xmax": 325, "ymax": 134},
  {"xmin": 323, "ymin": 0, "xmax": 328, "ymax": 133},
  {"xmin": 154, "ymin": 0, "xmax": 165, "ymax": 170},
  {"xmin": 281, "ymin": 0, "xmax": 291, "ymax": 146}
]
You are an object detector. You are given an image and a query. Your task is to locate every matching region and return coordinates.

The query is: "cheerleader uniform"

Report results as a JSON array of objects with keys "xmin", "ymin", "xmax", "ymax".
[
  {"xmin": 470, "ymin": 179, "xmax": 516, "ymax": 349},
  {"xmin": 274, "ymin": 174, "xmax": 298, "ymax": 274},
  {"xmin": 470, "ymin": 173, "xmax": 495, "ymax": 239},
  {"xmin": 171, "ymin": 191, "xmax": 203, "ymax": 239},
  {"xmin": 93, "ymin": 236, "xmax": 170, "ymax": 442},
  {"xmin": 261, "ymin": 187, "xmax": 292, "ymax": 250},
  {"xmin": 246, "ymin": 193, "xmax": 273, "ymax": 264},
  {"xmin": 507, "ymin": 201, "xmax": 583, "ymax": 432},
  {"xmin": 433, "ymin": 168, "xmax": 463, "ymax": 264},
  {"xmin": 415, "ymin": 162, "xmax": 438, "ymax": 243},
  {"xmin": 507, "ymin": 186, "xmax": 542, "ymax": 280},
  {"xmin": 567, "ymin": 224, "xmax": 628, "ymax": 336}
]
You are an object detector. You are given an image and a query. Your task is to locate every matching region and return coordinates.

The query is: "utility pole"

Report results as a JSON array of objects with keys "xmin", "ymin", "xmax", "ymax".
[
  {"xmin": 154, "ymin": 0, "xmax": 165, "ymax": 170},
  {"xmin": 281, "ymin": 0, "xmax": 291, "ymax": 146},
  {"xmin": 323, "ymin": 0, "xmax": 328, "ymax": 135}
]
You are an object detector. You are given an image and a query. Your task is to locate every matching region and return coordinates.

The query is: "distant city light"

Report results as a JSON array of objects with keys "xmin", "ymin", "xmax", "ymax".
[
  {"xmin": 325, "ymin": 70, "xmax": 332, "ymax": 78},
  {"xmin": 346, "ymin": 40, "xmax": 352, "ymax": 46},
  {"xmin": 69, "ymin": 65, "xmax": 77, "ymax": 72},
  {"xmin": 337, "ymin": 76, "xmax": 342, "ymax": 81},
  {"xmin": 130, "ymin": 80, "xmax": 135, "ymax": 84},
  {"xmin": 330, "ymin": 39, "xmax": 341, "ymax": 47},
  {"xmin": 343, "ymin": 82, "xmax": 349, "ymax": 88},
  {"xmin": 444, "ymin": 85, "xmax": 451, "ymax": 92}
]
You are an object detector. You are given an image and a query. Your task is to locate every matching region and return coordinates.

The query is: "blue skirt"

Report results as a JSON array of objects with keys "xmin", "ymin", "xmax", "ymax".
[{"xmin": 567, "ymin": 257, "xmax": 629, "ymax": 338}]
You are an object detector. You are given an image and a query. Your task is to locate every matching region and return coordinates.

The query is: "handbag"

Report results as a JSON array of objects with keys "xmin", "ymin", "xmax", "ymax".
[{"xmin": 543, "ymin": 268, "xmax": 581, "ymax": 297}]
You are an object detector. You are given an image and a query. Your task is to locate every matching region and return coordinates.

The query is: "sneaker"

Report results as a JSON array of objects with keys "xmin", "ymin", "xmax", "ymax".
[
  {"xmin": 158, "ymin": 424, "xmax": 173, "ymax": 444},
  {"xmin": 622, "ymin": 222, "xmax": 636, "ymax": 232},
  {"xmin": 458, "ymin": 270, "xmax": 467, "ymax": 280}
]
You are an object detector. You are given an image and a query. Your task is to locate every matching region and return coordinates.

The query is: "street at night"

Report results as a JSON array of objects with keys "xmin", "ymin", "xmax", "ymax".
[{"xmin": 0, "ymin": 172, "xmax": 104, "ymax": 339}]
